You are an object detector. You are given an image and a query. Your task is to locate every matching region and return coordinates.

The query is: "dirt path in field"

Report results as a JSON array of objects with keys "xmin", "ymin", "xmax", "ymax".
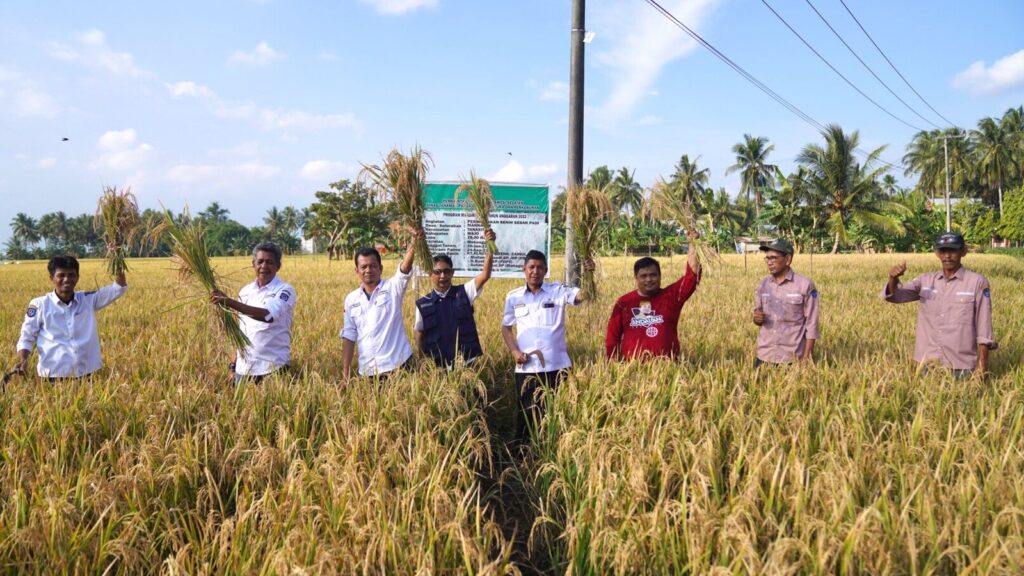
[{"xmin": 480, "ymin": 380, "xmax": 550, "ymax": 575}]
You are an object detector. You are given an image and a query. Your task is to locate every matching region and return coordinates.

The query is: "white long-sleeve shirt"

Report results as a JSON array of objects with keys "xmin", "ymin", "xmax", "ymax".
[
  {"xmin": 17, "ymin": 283, "xmax": 127, "ymax": 378},
  {"xmin": 235, "ymin": 276, "xmax": 297, "ymax": 376}
]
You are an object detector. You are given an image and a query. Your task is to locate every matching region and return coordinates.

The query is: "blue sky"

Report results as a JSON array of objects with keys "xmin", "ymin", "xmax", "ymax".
[{"xmin": 2, "ymin": 0, "xmax": 1023, "ymax": 244}]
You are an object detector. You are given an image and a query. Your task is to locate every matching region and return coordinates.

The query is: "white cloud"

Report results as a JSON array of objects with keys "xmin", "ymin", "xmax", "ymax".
[
  {"xmin": 166, "ymin": 162, "xmax": 281, "ymax": 184},
  {"xmin": 166, "ymin": 80, "xmax": 214, "ymax": 98},
  {"xmin": 593, "ymin": 0, "xmax": 719, "ymax": 124},
  {"xmin": 952, "ymin": 49, "xmax": 1024, "ymax": 95},
  {"xmin": 0, "ymin": 67, "xmax": 61, "ymax": 119},
  {"xmin": 318, "ymin": 50, "xmax": 338, "ymax": 62},
  {"xmin": 528, "ymin": 163, "xmax": 559, "ymax": 179},
  {"xmin": 359, "ymin": 0, "xmax": 438, "ymax": 15},
  {"xmin": 48, "ymin": 29, "xmax": 150, "ymax": 78},
  {"xmin": 540, "ymin": 81, "xmax": 569, "ymax": 102},
  {"xmin": 98, "ymin": 128, "xmax": 138, "ymax": 151},
  {"xmin": 166, "ymin": 80, "xmax": 359, "ymax": 132},
  {"xmin": 229, "ymin": 41, "xmax": 283, "ymax": 66},
  {"xmin": 35, "ymin": 157, "xmax": 57, "ymax": 169},
  {"xmin": 631, "ymin": 115, "xmax": 663, "ymax": 127},
  {"xmin": 492, "ymin": 160, "xmax": 525, "ymax": 182},
  {"xmin": 300, "ymin": 160, "xmax": 356, "ymax": 181},
  {"xmin": 95, "ymin": 129, "xmax": 152, "ymax": 172}
]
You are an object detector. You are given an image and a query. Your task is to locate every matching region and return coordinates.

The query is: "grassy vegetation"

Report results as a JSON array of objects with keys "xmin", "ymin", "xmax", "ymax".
[{"xmin": 1, "ymin": 252, "xmax": 1022, "ymax": 573}]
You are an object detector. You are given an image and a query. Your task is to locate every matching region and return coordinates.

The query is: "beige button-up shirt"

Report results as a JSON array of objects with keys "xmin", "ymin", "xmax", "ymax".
[
  {"xmin": 755, "ymin": 270, "xmax": 820, "ymax": 363},
  {"xmin": 882, "ymin": 267, "xmax": 994, "ymax": 370}
]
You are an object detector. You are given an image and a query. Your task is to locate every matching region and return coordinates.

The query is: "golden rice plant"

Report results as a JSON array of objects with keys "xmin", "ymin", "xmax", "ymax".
[
  {"xmin": 455, "ymin": 170, "xmax": 499, "ymax": 255},
  {"xmin": 650, "ymin": 177, "xmax": 720, "ymax": 272},
  {"xmin": 156, "ymin": 208, "xmax": 251, "ymax": 355},
  {"xmin": 94, "ymin": 185, "xmax": 141, "ymax": 276},
  {"xmin": 566, "ymin": 183, "xmax": 614, "ymax": 301},
  {"xmin": 360, "ymin": 147, "xmax": 434, "ymax": 271}
]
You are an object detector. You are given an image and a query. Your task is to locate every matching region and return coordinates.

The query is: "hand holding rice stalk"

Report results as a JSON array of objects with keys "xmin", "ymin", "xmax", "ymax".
[
  {"xmin": 94, "ymin": 186, "xmax": 141, "ymax": 277},
  {"xmin": 154, "ymin": 208, "xmax": 252, "ymax": 356},
  {"xmin": 454, "ymin": 171, "xmax": 498, "ymax": 255},
  {"xmin": 567, "ymin": 183, "xmax": 613, "ymax": 301},
  {"xmin": 650, "ymin": 178, "xmax": 719, "ymax": 272},
  {"xmin": 360, "ymin": 147, "xmax": 434, "ymax": 272}
]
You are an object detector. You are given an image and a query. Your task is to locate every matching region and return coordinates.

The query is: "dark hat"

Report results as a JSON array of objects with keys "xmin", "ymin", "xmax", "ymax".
[
  {"xmin": 759, "ymin": 238, "xmax": 794, "ymax": 255},
  {"xmin": 935, "ymin": 232, "xmax": 965, "ymax": 250}
]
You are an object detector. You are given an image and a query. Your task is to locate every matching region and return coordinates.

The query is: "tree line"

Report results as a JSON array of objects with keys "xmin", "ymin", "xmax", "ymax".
[{"xmin": 7, "ymin": 106, "xmax": 1024, "ymax": 261}]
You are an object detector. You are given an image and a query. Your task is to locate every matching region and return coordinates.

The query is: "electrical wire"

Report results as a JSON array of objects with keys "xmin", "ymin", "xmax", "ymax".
[
  {"xmin": 804, "ymin": 0, "xmax": 943, "ymax": 130},
  {"xmin": 760, "ymin": 0, "xmax": 926, "ymax": 132},
  {"xmin": 638, "ymin": 0, "xmax": 906, "ymax": 171},
  {"xmin": 837, "ymin": 0, "xmax": 957, "ymax": 128}
]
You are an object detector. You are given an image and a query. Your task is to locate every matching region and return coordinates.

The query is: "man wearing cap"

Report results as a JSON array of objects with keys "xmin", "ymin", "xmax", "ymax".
[
  {"xmin": 606, "ymin": 230, "xmax": 702, "ymax": 360},
  {"xmin": 210, "ymin": 241, "xmax": 296, "ymax": 384},
  {"xmin": 883, "ymin": 232, "xmax": 995, "ymax": 378},
  {"xmin": 752, "ymin": 238, "xmax": 819, "ymax": 367},
  {"xmin": 14, "ymin": 255, "xmax": 128, "ymax": 379},
  {"xmin": 414, "ymin": 229, "xmax": 497, "ymax": 369}
]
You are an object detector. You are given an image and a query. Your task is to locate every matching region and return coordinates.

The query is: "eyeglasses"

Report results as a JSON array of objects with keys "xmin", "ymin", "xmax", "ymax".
[{"xmin": 431, "ymin": 268, "xmax": 454, "ymax": 276}]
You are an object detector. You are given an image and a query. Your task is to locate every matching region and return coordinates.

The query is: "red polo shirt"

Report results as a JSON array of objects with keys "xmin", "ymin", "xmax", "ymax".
[{"xmin": 606, "ymin": 264, "xmax": 700, "ymax": 360}]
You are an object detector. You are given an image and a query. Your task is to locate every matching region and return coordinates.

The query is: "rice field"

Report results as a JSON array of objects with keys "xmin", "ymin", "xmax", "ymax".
[{"xmin": 1, "ymin": 252, "xmax": 1022, "ymax": 574}]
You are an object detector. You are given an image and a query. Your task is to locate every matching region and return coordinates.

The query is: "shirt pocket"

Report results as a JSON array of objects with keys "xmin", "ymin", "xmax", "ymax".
[
  {"xmin": 782, "ymin": 294, "xmax": 805, "ymax": 322},
  {"xmin": 541, "ymin": 301, "xmax": 560, "ymax": 326},
  {"xmin": 953, "ymin": 294, "xmax": 975, "ymax": 324}
]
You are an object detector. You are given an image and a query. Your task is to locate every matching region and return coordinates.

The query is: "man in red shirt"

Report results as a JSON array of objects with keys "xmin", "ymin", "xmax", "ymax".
[{"xmin": 606, "ymin": 230, "xmax": 702, "ymax": 360}]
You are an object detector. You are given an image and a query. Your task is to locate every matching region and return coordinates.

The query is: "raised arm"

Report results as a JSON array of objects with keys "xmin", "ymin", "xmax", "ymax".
[
  {"xmin": 473, "ymin": 229, "xmax": 496, "ymax": 291},
  {"xmin": 399, "ymin": 228, "xmax": 423, "ymax": 275},
  {"xmin": 686, "ymin": 229, "xmax": 702, "ymax": 278}
]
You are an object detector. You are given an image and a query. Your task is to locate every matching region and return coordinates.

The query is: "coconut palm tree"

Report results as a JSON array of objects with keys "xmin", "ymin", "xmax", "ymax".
[
  {"xmin": 725, "ymin": 134, "xmax": 776, "ymax": 213},
  {"xmin": 610, "ymin": 166, "xmax": 644, "ymax": 222},
  {"xmin": 903, "ymin": 130, "xmax": 943, "ymax": 200},
  {"xmin": 264, "ymin": 206, "xmax": 285, "ymax": 241},
  {"xmin": 10, "ymin": 212, "xmax": 40, "ymax": 248},
  {"xmin": 971, "ymin": 115, "xmax": 1014, "ymax": 218},
  {"xmin": 668, "ymin": 154, "xmax": 709, "ymax": 204},
  {"xmin": 797, "ymin": 125, "xmax": 907, "ymax": 253},
  {"xmin": 37, "ymin": 211, "xmax": 69, "ymax": 250},
  {"xmin": 585, "ymin": 165, "xmax": 613, "ymax": 190}
]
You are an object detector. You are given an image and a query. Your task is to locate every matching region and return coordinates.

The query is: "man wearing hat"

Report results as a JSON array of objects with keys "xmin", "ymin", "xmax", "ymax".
[
  {"xmin": 883, "ymin": 232, "xmax": 995, "ymax": 378},
  {"xmin": 752, "ymin": 238, "xmax": 819, "ymax": 367}
]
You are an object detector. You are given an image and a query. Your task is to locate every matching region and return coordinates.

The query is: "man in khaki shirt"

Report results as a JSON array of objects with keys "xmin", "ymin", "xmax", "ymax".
[
  {"xmin": 883, "ymin": 232, "xmax": 995, "ymax": 379},
  {"xmin": 752, "ymin": 238, "xmax": 819, "ymax": 367}
]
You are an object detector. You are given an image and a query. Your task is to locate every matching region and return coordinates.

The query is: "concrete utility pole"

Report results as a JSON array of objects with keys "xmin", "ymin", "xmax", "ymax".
[
  {"xmin": 938, "ymin": 130, "xmax": 966, "ymax": 233},
  {"xmin": 565, "ymin": 0, "xmax": 584, "ymax": 286}
]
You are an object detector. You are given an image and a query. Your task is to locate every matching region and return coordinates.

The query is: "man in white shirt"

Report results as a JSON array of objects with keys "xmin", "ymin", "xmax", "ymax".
[
  {"xmin": 15, "ymin": 255, "xmax": 128, "ymax": 379},
  {"xmin": 341, "ymin": 230, "xmax": 421, "ymax": 380},
  {"xmin": 211, "ymin": 242, "xmax": 296, "ymax": 384},
  {"xmin": 501, "ymin": 250, "xmax": 590, "ymax": 443},
  {"xmin": 413, "ymin": 229, "xmax": 496, "ymax": 369}
]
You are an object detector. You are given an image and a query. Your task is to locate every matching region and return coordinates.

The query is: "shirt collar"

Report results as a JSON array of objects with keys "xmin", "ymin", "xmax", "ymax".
[
  {"xmin": 434, "ymin": 287, "xmax": 452, "ymax": 299},
  {"xmin": 937, "ymin": 267, "xmax": 964, "ymax": 281},
  {"xmin": 49, "ymin": 291, "xmax": 76, "ymax": 306},
  {"xmin": 771, "ymin": 269, "xmax": 795, "ymax": 285},
  {"xmin": 524, "ymin": 282, "xmax": 548, "ymax": 295},
  {"xmin": 254, "ymin": 275, "xmax": 281, "ymax": 291}
]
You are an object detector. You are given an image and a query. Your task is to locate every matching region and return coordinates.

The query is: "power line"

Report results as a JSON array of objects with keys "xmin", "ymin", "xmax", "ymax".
[
  {"xmin": 637, "ymin": 0, "xmax": 906, "ymax": 171},
  {"xmin": 760, "ymin": 0, "xmax": 926, "ymax": 132},
  {"xmin": 803, "ymin": 0, "xmax": 943, "ymax": 130},
  {"xmin": 837, "ymin": 0, "xmax": 957, "ymax": 128}
]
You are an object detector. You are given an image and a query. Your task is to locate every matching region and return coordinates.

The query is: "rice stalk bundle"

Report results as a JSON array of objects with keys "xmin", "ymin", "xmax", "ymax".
[
  {"xmin": 567, "ymin": 183, "xmax": 613, "ymax": 301},
  {"xmin": 360, "ymin": 147, "xmax": 434, "ymax": 271},
  {"xmin": 650, "ymin": 178, "xmax": 720, "ymax": 272},
  {"xmin": 94, "ymin": 186, "xmax": 141, "ymax": 276},
  {"xmin": 454, "ymin": 171, "xmax": 498, "ymax": 255},
  {"xmin": 156, "ymin": 208, "xmax": 252, "ymax": 355}
]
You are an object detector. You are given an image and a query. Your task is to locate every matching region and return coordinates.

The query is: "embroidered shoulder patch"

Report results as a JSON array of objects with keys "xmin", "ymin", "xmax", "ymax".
[
  {"xmin": 26, "ymin": 306, "xmax": 38, "ymax": 318},
  {"xmin": 983, "ymin": 287, "xmax": 990, "ymax": 298},
  {"xmin": 810, "ymin": 289, "xmax": 818, "ymax": 299},
  {"xmin": 279, "ymin": 291, "xmax": 290, "ymax": 302}
]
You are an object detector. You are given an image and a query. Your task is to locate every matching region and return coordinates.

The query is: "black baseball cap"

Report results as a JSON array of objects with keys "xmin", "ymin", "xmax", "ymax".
[
  {"xmin": 759, "ymin": 238, "xmax": 794, "ymax": 255},
  {"xmin": 935, "ymin": 232, "xmax": 965, "ymax": 250}
]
